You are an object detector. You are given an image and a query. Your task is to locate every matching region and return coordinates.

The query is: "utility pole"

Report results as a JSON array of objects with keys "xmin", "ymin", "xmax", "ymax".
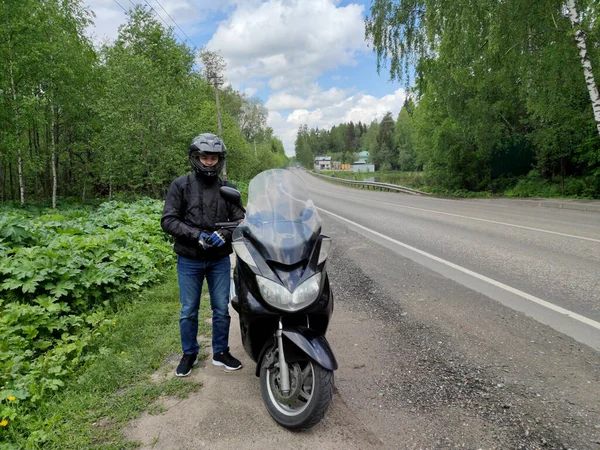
[{"xmin": 198, "ymin": 48, "xmax": 228, "ymax": 179}]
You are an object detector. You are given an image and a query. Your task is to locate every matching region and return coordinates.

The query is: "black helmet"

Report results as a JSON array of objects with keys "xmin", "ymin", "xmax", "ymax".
[{"xmin": 189, "ymin": 133, "xmax": 227, "ymax": 179}]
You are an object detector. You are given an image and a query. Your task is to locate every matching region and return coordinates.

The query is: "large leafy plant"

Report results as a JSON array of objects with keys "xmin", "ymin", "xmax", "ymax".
[{"xmin": 0, "ymin": 199, "xmax": 173, "ymax": 438}]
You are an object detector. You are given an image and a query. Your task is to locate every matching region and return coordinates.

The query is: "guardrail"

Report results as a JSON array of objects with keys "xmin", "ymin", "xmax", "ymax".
[
  {"xmin": 308, "ymin": 171, "xmax": 600, "ymax": 212},
  {"xmin": 309, "ymin": 171, "xmax": 430, "ymax": 196}
]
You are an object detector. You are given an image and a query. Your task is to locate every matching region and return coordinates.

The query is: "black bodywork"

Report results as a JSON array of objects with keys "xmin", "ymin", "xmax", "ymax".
[{"xmin": 231, "ymin": 229, "xmax": 337, "ymax": 376}]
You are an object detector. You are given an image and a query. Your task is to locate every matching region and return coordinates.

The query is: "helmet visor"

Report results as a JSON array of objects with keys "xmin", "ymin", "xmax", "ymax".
[{"xmin": 190, "ymin": 150, "xmax": 224, "ymax": 176}]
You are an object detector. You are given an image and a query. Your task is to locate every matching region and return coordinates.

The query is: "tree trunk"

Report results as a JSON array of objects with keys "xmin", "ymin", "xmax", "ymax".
[
  {"xmin": 0, "ymin": 163, "xmax": 5, "ymax": 202},
  {"xmin": 9, "ymin": 162, "xmax": 14, "ymax": 201},
  {"xmin": 51, "ymin": 110, "xmax": 58, "ymax": 209},
  {"xmin": 9, "ymin": 58, "xmax": 25, "ymax": 204},
  {"xmin": 561, "ymin": 157, "xmax": 565, "ymax": 194},
  {"xmin": 566, "ymin": 0, "xmax": 600, "ymax": 136},
  {"xmin": 82, "ymin": 177, "xmax": 86, "ymax": 204},
  {"xmin": 28, "ymin": 126, "xmax": 38, "ymax": 198}
]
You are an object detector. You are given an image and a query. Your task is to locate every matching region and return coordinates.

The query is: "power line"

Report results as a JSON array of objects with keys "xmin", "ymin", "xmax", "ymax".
[
  {"xmin": 112, "ymin": 0, "xmax": 128, "ymax": 13},
  {"xmin": 152, "ymin": 0, "xmax": 198, "ymax": 51},
  {"xmin": 113, "ymin": 0, "xmax": 197, "ymax": 53},
  {"xmin": 140, "ymin": 0, "xmax": 189, "ymax": 46}
]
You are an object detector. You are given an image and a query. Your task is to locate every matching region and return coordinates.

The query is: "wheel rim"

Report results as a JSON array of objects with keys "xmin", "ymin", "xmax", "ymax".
[{"xmin": 265, "ymin": 360, "xmax": 315, "ymax": 416}]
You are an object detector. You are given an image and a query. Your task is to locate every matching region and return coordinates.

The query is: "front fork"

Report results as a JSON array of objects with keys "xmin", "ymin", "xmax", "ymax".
[{"xmin": 276, "ymin": 318, "xmax": 291, "ymax": 395}]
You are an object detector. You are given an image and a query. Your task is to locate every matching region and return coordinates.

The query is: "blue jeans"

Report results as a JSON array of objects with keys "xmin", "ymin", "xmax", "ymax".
[{"xmin": 177, "ymin": 255, "xmax": 231, "ymax": 355}]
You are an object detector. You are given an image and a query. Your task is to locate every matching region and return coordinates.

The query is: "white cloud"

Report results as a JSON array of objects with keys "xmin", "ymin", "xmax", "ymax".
[
  {"xmin": 83, "ymin": 2, "xmax": 126, "ymax": 43},
  {"xmin": 265, "ymin": 86, "xmax": 354, "ymax": 110},
  {"xmin": 83, "ymin": 0, "xmax": 221, "ymax": 43},
  {"xmin": 208, "ymin": 0, "xmax": 367, "ymax": 92},
  {"xmin": 207, "ymin": 0, "xmax": 384, "ymax": 156},
  {"xmin": 268, "ymin": 88, "xmax": 407, "ymax": 156},
  {"xmin": 82, "ymin": 0, "xmax": 407, "ymax": 161}
]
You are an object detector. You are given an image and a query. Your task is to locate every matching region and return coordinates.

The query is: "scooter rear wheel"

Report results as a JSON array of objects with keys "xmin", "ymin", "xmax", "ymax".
[{"xmin": 259, "ymin": 345, "xmax": 334, "ymax": 430}]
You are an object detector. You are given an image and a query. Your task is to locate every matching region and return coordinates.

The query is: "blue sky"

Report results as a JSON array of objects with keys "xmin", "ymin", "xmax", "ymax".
[{"xmin": 83, "ymin": 0, "xmax": 408, "ymax": 155}]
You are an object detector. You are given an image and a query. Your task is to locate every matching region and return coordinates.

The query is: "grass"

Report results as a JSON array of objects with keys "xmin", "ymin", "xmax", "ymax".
[
  {"xmin": 2, "ymin": 269, "xmax": 211, "ymax": 450},
  {"xmin": 316, "ymin": 170, "xmax": 600, "ymax": 199},
  {"xmin": 320, "ymin": 170, "xmax": 426, "ymax": 189}
]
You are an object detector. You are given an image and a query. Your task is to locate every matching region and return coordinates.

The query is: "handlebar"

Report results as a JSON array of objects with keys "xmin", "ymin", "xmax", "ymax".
[{"xmin": 215, "ymin": 221, "xmax": 241, "ymax": 229}]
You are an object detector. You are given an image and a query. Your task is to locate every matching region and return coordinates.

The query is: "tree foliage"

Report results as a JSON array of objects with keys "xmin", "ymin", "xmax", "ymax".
[
  {"xmin": 362, "ymin": 0, "xmax": 600, "ymax": 195},
  {"xmin": 0, "ymin": 3, "xmax": 286, "ymax": 205}
]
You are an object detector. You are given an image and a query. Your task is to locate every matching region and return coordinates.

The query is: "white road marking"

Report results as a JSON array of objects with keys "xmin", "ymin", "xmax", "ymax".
[
  {"xmin": 307, "ymin": 186, "xmax": 600, "ymax": 244},
  {"xmin": 318, "ymin": 205, "xmax": 600, "ymax": 331}
]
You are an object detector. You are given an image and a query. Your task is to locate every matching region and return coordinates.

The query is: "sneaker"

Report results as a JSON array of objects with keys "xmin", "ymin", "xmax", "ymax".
[
  {"xmin": 212, "ymin": 351, "xmax": 243, "ymax": 371},
  {"xmin": 175, "ymin": 353, "xmax": 198, "ymax": 377}
]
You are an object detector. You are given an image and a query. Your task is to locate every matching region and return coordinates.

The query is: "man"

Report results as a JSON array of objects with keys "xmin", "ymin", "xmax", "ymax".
[{"xmin": 161, "ymin": 133, "xmax": 245, "ymax": 377}]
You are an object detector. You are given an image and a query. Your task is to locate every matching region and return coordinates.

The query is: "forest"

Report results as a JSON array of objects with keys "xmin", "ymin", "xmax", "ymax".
[
  {"xmin": 0, "ymin": 1, "xmax": 288, "ymax": 207},
  {"xmin": 295, "ymin": 0, "xmax": 600, "ymax": 198},
  {"xmin": 0, "ymin": 2, "xmax": 288, "ymax": 445}
]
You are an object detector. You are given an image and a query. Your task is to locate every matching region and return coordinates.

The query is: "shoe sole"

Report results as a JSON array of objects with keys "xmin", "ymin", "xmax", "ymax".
[
  {"xmin": 175, "ymin": 357, "xmax": 198, "ymax": 377},
  {"xmin": 212, "ymin": 360, "xmax": 243, "ymax": 371}
]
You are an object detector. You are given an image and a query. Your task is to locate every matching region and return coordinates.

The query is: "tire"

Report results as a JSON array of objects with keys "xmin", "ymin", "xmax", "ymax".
[{"xmin": 259, "ymin": 345, "xmax": 334, "ymax": 430}]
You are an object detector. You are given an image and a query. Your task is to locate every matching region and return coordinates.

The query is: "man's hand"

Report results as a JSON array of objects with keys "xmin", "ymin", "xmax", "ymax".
[
  {"xmin": 206, "ymin": 231, "xmax": 226, "ymax": 248},
  {"xmin": 198, "ymin": 232, "xmax": 213, "ymax": 249}
]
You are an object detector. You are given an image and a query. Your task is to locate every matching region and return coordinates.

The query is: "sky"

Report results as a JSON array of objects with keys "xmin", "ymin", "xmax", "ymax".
[{"xmin": 83, "ymin": 0, "xmax": 407, "ymax": 156}]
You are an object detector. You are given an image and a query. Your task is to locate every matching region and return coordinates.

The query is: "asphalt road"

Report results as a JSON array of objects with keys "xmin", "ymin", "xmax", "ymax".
[
  {"xmin": 299, "ymin": 171, "xmax": 600, "ymax": 351},
  {"xmin": 125, "ymin": 171, "xmax": 600, "ymax": 449}
]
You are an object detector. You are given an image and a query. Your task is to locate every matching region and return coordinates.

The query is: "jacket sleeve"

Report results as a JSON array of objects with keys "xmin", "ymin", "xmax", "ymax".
[{"xmin": 161, "ymin": 180, "xmax": 201, "ymax": 241}]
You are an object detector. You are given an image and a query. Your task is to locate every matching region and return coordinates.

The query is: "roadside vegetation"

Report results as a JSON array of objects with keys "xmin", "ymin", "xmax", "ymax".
[
  {"xmin": 2, "ymin": 259, "xmax": 210, "ymax": 449},
  {"xmin": 0, "ymin": 3, "xmax": 286, "ymax": 206},
  {"xmin": 296, "ymin": 1, "xmax": 600, "ymax": 199},
  {"xmin": 0, "ymin": 200, "xmax": 200, "ymax": 448},
  {"xmin": 318, "ymin": 170, "xmax": 600, "ymax": 199},
  {"xmin": 0, "ymin": 2, "xmax": 284, "ymax": 447}
]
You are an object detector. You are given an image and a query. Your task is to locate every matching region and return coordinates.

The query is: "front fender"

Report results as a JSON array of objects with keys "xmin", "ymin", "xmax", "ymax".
[{"xmin": 282, "ymin": 326, "xmax": 338, "ymax": 371}]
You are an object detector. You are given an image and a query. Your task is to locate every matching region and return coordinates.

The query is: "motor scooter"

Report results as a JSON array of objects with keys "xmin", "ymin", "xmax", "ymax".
[{"xmin": 217, "ymin": 169, "xmax": 336, "ymax": 430}]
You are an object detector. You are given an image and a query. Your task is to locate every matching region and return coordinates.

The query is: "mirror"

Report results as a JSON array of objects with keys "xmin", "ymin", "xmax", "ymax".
[
  {"xmin": 298, "ymin": 208, "xmax": 313, "ymax": 222},
  {"xmin": 220, "ymin": 186, "xmax": 245, "ymax": 212}
]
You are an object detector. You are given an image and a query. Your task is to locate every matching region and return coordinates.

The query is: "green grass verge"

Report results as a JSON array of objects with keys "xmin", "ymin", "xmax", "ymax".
[
  {"xmin": 315, "ymin": 170, "xmax": 600, "ymax": 199},
  {"xmin": 1, "ymin": 269, "xmax": 211, "ymax": 450}
]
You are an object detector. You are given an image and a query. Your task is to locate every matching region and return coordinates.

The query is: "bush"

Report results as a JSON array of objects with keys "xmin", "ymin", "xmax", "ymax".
[
  {"xmin": 560, "ymin": 176, "xmax": 600, "ymax": 198},
  {"xmin": 506, "ymin": 170, "xmax": 600, "ymax": 199},
  {"xmin": 0, "ymin": 199, "xmax": 173, "ymax": 438}
]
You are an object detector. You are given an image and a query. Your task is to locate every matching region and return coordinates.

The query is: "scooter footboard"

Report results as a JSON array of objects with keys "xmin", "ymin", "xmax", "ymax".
[{"xmin": 282, "ymin": 326, "xmax": 338, "ymax": 371}]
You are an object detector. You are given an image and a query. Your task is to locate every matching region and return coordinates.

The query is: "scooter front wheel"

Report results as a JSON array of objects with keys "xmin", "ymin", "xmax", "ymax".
[{"xmin": 259, "ymin": 345, "xmax": 334, "ymax": 430}]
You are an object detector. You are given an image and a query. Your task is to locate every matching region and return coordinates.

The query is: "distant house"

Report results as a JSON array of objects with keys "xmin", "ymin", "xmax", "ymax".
[
  {"xmin": 351, "ymin": 161, "xmax": 375, "ymax": 173},
  {"xmin": 352, "ymin": 150, "xmax": 375, "ymax": 172},
  {"xmin": 314, "ymin": 156, "xmax": 332, "ymax": 170}
]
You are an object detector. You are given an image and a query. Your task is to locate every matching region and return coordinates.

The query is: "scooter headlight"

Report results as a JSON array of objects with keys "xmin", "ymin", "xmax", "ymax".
[{"xmin": 256, "ymin": 273, "xmax": 322, "ymax": 312}]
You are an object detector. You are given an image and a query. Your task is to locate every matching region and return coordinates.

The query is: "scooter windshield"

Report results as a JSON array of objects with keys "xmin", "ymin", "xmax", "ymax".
[{"xmin": 238, "ymin": 169, "xmax": 321, "ymax": 265}]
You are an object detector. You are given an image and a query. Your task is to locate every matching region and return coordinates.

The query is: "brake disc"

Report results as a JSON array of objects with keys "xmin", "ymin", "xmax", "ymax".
[{"xmin": 270, "ymin": 362, "xmax": 303, "ymax": 404}]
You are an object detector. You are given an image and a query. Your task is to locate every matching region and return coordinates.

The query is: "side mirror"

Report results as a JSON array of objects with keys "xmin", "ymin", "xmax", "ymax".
[
  {"xmin": 220, "ymin": 186, "xmax": 245, "ymax": 212},
  {"xmin": 298, "ymin": 208, "xmax": 313, "ymax": 222}
]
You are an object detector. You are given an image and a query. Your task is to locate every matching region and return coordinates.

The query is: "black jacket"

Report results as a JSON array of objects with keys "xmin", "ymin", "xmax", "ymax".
[{"xmin": 161, "ymin": 173, "xmax": 245, "ymax": 260}]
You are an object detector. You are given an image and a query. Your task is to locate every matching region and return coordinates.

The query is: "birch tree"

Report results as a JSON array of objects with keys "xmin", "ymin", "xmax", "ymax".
[
  {"xmin": 566, "ymin": 0, "xmax": 600, "ymax": 135},
  {"xmin": 365, "ymin": 0, "xmax": 600, "ymax": 191},
  {"xmin": 0, "ymin": 0, "xmax": 38, "ymax": 204}
]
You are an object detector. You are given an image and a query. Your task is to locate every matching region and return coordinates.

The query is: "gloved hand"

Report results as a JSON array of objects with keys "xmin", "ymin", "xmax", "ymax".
[
  {"xmin": 206, "ymin": 231, "xmax": 226, "ymax": 248},
  {"xmin": 198, "ymin": 232, "xmax": 213, "ymax": 249}
]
